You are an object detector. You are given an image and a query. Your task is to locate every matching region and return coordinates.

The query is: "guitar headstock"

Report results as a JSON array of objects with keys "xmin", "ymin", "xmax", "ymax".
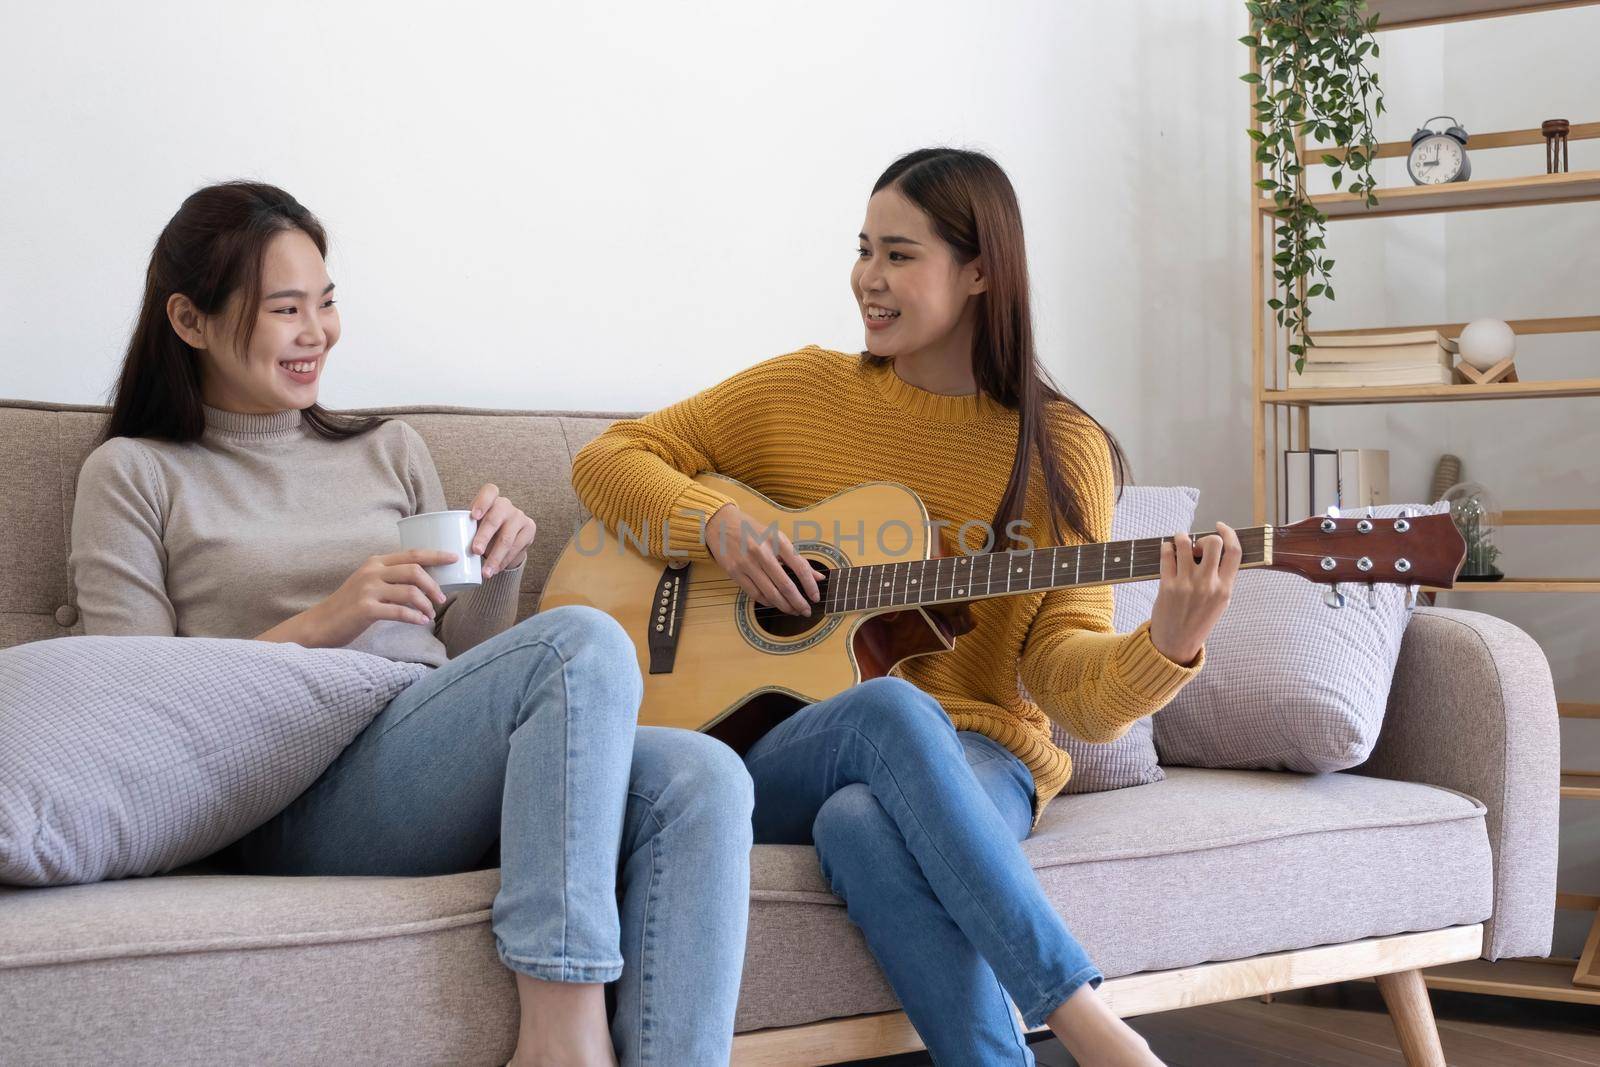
[{"xmin": 1270, "ymin": 508, "xmax": 1466, "ymax": 600}]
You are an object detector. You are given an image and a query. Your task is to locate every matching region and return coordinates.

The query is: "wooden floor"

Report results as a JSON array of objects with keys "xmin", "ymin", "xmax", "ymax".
[{"xmin": 848, "ymin": 980, "xmax": 1600, "ymax": 1066}]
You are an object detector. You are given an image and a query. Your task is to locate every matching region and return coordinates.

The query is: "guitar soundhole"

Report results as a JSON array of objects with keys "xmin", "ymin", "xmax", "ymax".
[{"xmin": 752, "ymin": 559, "xmax": 832, "ymax": 640}]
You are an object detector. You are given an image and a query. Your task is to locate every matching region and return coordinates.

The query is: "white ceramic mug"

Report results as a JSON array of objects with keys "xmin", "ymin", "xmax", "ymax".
[{"xmin": 397, "ymin": 510, "xmax": 483, "ymax": 594}]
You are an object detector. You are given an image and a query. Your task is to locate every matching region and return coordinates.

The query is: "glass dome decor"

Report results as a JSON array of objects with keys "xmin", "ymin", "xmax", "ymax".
[{"xmin": 1442, "ymin": 481, "xmax": 1503, "ymax": 581}]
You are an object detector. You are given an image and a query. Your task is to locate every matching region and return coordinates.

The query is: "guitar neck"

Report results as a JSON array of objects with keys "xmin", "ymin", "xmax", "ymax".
[{"xmin": 820, "ymin": 526, "xmax": 1274, "ymax": 614}]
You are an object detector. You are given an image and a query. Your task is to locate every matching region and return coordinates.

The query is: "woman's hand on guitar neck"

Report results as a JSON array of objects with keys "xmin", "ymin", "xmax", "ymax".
[
  {"xmin": 1148, "ymin": 522, "xmax": 1241, "ymax": 668},
  {"xmin": 706, "ymin": 503, "xmax": 822, "ymax": 616}
]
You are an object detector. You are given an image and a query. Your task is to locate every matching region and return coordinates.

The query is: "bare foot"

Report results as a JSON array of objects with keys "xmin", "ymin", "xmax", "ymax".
[
  {"xmin": 1046, "ymin": 982, "xmax": 1165, "ymax": 1067},
  {"xmin": 509, "ymin": 974, "xmax": 617, "ymax": 1067}
]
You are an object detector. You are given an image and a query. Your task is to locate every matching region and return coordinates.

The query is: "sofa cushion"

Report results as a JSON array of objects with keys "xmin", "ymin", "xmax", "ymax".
[
  {"xmin": 0, "ymin": 767, "xmax": 1492, "ymax": 1048},
  {"xmin": 0, "ymin": 868, "xmax": 518, "ymax": 1066},
  {"xmin": 1051, "ymin": 485, "xmax": 1200, "ymax": 794},
  {"xmin": 734, "ymin": 766, "xmax": 1491, "ymax": 1030},
  {"xmin": 1154, "ymin": 502, "xmax": 1451, "ymax": 773},
  {"xmin": 0, "ymin": 635, "xmax": 427, "ymax": 887}
]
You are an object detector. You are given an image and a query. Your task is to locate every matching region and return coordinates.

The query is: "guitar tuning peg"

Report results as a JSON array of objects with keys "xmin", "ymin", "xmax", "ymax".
[
  {"xmin": 1325, "ymin": 505, "xmax": 1342, "ymax": 519},
  {"xmin": 1366, "ymin": 583, "xmax": 1379, "ymax": 609},
  {"xmin": 1324, "ymin": 584, "xmax": 1346, "ymax": 609},
  {"xmin": 1406, "ymin": 584, "xmax": 1421, "ymax": 609}
]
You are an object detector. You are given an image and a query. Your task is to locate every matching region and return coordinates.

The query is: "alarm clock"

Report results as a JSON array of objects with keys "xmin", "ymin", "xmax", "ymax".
[{"xmin": 1407, "ymin": 116, "xmax": 1471, "ymax": 185}]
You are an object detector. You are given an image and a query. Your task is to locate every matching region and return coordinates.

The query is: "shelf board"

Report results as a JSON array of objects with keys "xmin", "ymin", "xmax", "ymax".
[
  {"xmin": 1256, "ymin": 169, "xmax": 1600, "ymax": 220},
  {"xmin": 1560, "ymin": 702, "xmax": 1600, "ymax": 718},
  {"xmin": 1562, "ymin": 772, "xmax": 1600, "ymax": 798},
  {"xmin": 1424, "ymin": 579, "xmax": 1600, "ymax": 592},
  {"xmin": 1263, "ymin": 377, "xmax": 1600, "ymax": 404},
  {"xmin": 1408, "ymin": 957, "xmax": 1600, "ymax": 1005},
  {"xmin": 1365, "ymin": 0, "xmax": 1600, "ymax": 30},
  {"xmin": 1309, "ymin": 122, "xmax": 1600, "ymax": 165},
  {"xmin": 1310, "ymin": 315, "xmax": 1600, "ymax": 340},
  {"xmin": 1499, "ymin": 508, "xmax": 1600, "ymax": 525}
]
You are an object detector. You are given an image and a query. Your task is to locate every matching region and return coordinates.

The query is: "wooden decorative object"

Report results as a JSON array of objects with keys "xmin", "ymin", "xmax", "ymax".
[
  {"xmin": 1577, "ymin": 907, "xmax": 1600, "ymax": 989},
  {"xmin": 1543, "ymin": 119, "xmax": 1570, "ymax": 174},
  {"xmin": 1456, "ymin": 357, "xmax": 1518, "ymax": 385}
]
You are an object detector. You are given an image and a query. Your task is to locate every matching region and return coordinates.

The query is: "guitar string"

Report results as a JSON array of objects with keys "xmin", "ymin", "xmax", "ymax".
[
  {"xmin": 675, "ymin": 539, "xmax": 1282, "ymax": 609},
  {"xmin": 670, "ymin": 531, "xmax": 1267, "ymax": 591},
  {"xmin": 676, "ymin": 535, "xmax": 1270, "ymax": 597},
  {"xmin": 636, "ymin": 522, "xmax": 1424, "ymax": 599},
  {"xmin": 663, "ymin": 532, "xmax": 1387, "ymax": 605},
  {"xmin": 676, "ymin": 547, "xmax": 1416, "ymax": 620}
]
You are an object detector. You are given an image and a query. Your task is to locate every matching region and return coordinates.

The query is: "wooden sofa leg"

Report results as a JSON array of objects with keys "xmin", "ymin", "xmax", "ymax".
[{"xmin": 1375, "ymin": 969, "xmax": 1446, "ymax": 1067}]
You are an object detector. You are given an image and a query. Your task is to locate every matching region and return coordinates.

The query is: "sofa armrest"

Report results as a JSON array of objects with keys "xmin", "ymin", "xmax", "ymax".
[{"xmin": 1351, "ymin": 606, "xmax": 1559, "ymax": 961}]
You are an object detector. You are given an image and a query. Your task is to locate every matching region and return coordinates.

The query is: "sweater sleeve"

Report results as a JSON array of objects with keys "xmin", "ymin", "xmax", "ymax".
[
  {"xmin": 569, "ymin": 375, "xmax": 750, "ymax": 562},
  {"xmin": 400, "ymin": 422, "xmax": 524, "ymax": 659},
  {"xmin": 1018, "ymin": 422, "xmax": 1204, "ymax": 744},
  {"xmin": 68, "ymin": 439, "xmax": 179, "ymax": 637}
]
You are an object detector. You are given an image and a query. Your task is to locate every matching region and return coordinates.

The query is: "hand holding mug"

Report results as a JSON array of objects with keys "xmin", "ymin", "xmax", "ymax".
[
  {"xmin": 464, "ymin": 483, "xmax": 537, "ymax": 579},
  {"xmin": 302, "ymin": 549, "xmax": 458, "ymax": 646}
]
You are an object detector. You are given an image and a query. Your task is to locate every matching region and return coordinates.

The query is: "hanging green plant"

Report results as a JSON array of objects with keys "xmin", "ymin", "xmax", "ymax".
[{"xmin": 1242, "ymin": 1, "xmax": 1386, "ymax": 374}]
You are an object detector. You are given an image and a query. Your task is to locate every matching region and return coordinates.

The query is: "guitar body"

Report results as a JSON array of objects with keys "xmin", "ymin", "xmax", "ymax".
[{"xmin": 538, "ymin": 474, "xmax": 968, "ymax": 749}]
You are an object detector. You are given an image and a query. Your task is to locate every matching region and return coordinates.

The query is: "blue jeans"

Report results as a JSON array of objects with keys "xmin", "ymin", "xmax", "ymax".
[
  {"xmin": 745, "ymin": 676, "xmax": 1103, "ymax": 1065},
  {"xmin": 221, "ymin": 606, "xmax": 754, "ymax": 1067}
]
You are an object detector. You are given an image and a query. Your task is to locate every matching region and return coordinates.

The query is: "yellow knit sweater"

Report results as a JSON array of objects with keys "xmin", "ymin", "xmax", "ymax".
[{"xmin": 571, "ymin": 346, "xmax": 1205, "ymax": 817}]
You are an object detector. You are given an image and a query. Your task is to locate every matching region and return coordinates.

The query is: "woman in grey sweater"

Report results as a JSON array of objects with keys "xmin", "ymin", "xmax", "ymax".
[{"xmin": 69, "ymin": 181, "xmax": 752, "ymax": 1067}]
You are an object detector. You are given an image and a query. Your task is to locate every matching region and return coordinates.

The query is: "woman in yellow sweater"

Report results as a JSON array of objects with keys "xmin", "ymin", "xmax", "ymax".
[{"xmin": 571, "ymin": 148, "xmax": 1239, "ymax": 1066}]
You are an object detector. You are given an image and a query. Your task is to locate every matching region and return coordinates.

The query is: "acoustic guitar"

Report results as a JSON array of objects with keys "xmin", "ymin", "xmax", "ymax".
[{"xmin": 538, "ymin": 474, "xmax": 1466, "ymax": 752}]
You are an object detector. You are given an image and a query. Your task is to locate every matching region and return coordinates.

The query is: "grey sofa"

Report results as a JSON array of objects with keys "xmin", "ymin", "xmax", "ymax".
[{"xmin": 0, "ymin": 399, "xmax": 1559, "ymax": 1066}]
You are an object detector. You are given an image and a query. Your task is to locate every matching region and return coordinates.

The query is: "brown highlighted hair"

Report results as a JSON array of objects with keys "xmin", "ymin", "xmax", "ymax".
[
  {"xmin": 99, "ymin": 180, "xmax": 385, "ymax": 445},
  {"xmin": 864, "ymin": 148, "xmax": 1129, "ymax": 548}
]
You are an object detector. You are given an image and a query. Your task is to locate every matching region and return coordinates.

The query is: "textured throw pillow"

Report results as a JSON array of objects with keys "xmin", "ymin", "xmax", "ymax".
[
  {"xmin": 1152, "ymin": 501, "xmax": 1449, "ymax": 773},
  {"xmin": 0, "ymin": 636, "xmax": 428, "ymax": 887},
  {"xmin": 1049, "ymin": 485, "xmax": 1200, "ymax": 794}
]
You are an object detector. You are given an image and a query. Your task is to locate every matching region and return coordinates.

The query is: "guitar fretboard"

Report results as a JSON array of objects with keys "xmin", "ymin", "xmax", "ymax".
[{"xmin": 820, "ymin": 526, "xmax": 1271, "ymax": 613}]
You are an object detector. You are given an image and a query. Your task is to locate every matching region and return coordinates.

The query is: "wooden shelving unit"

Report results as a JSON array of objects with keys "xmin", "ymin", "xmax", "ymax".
[{"xmin": 1247, "ymin": 0, "xmax": 1600, "ymax": 1004}]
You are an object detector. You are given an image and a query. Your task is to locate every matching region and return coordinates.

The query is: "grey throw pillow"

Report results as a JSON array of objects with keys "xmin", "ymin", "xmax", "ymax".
[
  {"xmin": 1049, "ymin": 485, "xmax": 1199, "ymax": 794},
  {"xmin": 1152, "ymin": 502, "xmax": 1448, "ymax": 772},
  {"xmin": 0, "ymin": 636, "xmax": 428, "ymax": 887}
]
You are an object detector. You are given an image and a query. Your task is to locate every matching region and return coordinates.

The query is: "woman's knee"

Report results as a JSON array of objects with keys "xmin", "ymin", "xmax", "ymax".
[
  {"xmin": 506, "ymin": 607, "xmax": 641, "ymax": 731},
  {"xmin": 525, "ymin": 605, "xmax": 639, "ymax": 687},
  {"xmin": 637, "ymin": 728, "xmax": 755, "ymax": 826},
  {"xmin": 682, "ymin": 732, "xmax": 755, "ymax": 818},
  {"xmin": 530, "ymin": 604, "xmax": 635, "ymax": 662},
  {"xmin": 849, "ymin": 677, "xmax": 957, "ymax": 751}
]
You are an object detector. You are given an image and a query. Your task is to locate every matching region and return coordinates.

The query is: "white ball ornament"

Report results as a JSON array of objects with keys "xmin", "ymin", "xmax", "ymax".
[{"xmin": 1457, "ymin": 318, "xmax": 1516, "ymax": 371}]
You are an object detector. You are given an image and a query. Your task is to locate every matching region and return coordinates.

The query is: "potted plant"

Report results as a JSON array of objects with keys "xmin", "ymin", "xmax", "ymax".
[{"xmin": 1243, "ymin": 1, "xmax": 1386, "ymax": 373}]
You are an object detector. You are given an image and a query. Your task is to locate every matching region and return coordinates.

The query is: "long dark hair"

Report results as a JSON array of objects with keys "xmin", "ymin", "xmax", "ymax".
[
  {"xmin": 99, "ymin": 180, "xmax": 386, "ymax": 445},
  {"xmin": 863, "ymin": 148, "xmax": 1129, "ymax": 549}
]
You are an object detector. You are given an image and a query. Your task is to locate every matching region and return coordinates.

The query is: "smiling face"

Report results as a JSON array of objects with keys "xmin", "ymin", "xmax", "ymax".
[
  {"xmin": 851, "ymin": 186, "xmax": 985, "ymax": 364},
  {"xmin": 170, "ymin": 229, "xmax": 340, "ymax": 414}
]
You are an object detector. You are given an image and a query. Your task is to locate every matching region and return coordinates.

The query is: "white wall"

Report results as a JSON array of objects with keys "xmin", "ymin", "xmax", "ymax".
[{"xmin": 0, "ymin": 0, "xmax": 1252, "ymax": 527}]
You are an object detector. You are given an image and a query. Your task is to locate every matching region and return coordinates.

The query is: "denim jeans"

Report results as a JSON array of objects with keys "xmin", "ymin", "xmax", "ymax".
[
  {"xmin": 745, "ymin": 676, "xmax": 1103, "ymax": 1065},
  {"xmin": 220, "ymin": 605, "xmax": 754, "ymax": 1067}
]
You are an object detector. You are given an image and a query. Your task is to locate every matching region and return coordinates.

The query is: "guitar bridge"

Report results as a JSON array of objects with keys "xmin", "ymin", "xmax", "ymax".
[{"xmin": 648, "ymin": 563, "xmax": 689, "ymax": 674}]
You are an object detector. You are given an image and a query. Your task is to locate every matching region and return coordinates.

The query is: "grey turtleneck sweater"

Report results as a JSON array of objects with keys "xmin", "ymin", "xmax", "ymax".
[{"xmin": 68, "ymin": 404, "xmax": 525, "ymax": 667}]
